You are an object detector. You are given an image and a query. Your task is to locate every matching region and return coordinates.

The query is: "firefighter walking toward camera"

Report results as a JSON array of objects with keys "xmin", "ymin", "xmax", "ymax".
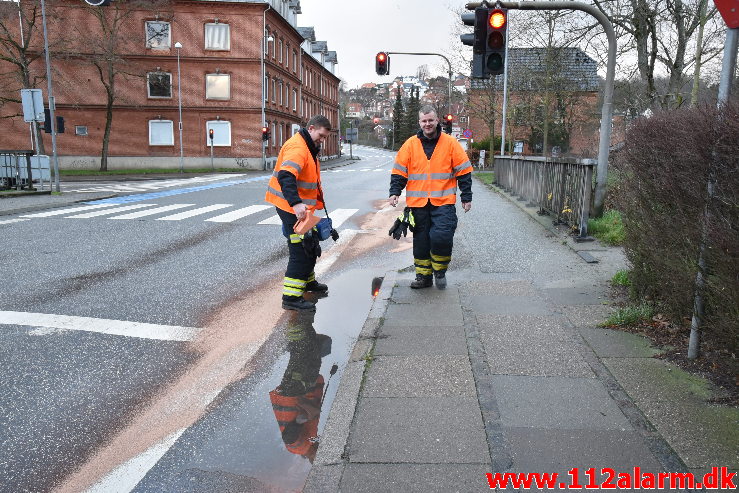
[
  {"xmin": 388, "ymin": 106, "xmax": 472, "ymax": 290},
  {"xmin": 266, "ymin": 115, "xmax": 332, "ymax": 311}
]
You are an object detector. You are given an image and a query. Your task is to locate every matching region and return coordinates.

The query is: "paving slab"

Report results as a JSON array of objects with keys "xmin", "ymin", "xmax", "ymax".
[
  {"xmin": 578, "ymin": 328, "xmax": 660, "ymax": 358},
  {"xmin": 391, "ymin": 284, "xmax": 461, "ymax": 304},
  {"xmin": 491, "ymin": 376, "xmax": 633, "ymax": 430},
  {"xmin": 363, "ymin": 355, "xmax": 476, "ymax": 398},
  {"xmin": 542, "ymin": 286, "xmax": 611, "ymax": 305},
  {"xmin": 505, "ymin": 428, "xmax": 663, "ymax": 491},
  {"xmin": 458, "ymin": 280, "xmax": 538, "ymax": 297},
  {"xmin": 339, "ymin": 464, "xmax": 492, "ymax": 493},
  {"xmin": 375, "ymin": 325, "xmax": 467, "ymax": 355},
  {"xmin": 383, "ymin": 302, "xmax": 463, "ymax": 327},
  {"xmin": 467, "ymin": 294, "xmax": 552, "ymax": 316},
  {"xmin": 564, "ymin": 304, "xmax": 617, "ymax": 328},
  {"xmin": 348, "ymin": 397, "xmax": 489, "ymax": 464}
]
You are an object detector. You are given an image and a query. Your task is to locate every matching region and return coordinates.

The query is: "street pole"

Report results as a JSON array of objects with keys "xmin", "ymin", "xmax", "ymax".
[
  {"xmin": 466, "ymin": 1, "xmax": 617, "ymax": 217},
  {"xmin": 40, "ymin": 0, "xmax": 60, "ymax": 192},
  {"xmin": 175, "ymin": 42, "xmax": 184, "ymax": 173},
  {"xmin": 500, "ymin": 21, "xmax": 511, "ymax": 156},
  {"xmin": 688, "ymin": 27, "xmax": 738, "ymax": 360}
]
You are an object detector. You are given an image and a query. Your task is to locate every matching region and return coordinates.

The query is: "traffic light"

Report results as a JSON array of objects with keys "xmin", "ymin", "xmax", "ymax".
[
  {"xmin": 443, "ymin": 114, "xmax": 453, "ymax": 134},
  {"xmin": 208, "ymin": 128, "xmax": 214, "ymax": 142},
  {"xmin": 460, "ymin": 7, "xmax": 489, "ymax": 78},
  {"xmin": 262, "ymin": 126, "xmax": 270, "ymax": 141},
  {"xmin": 373, "ymin": 117, "xmax": 380, "ymax": 124},
  {"xmin": 486, "ymin": 8, "xmax": 507, "ymax": 76},
  {"xmin": 375, "ymin": 52, "xmax": 389, "ymax": 76}
]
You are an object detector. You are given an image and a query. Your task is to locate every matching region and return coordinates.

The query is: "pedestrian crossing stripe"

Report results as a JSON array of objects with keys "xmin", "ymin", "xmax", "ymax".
[{"xmin": 16, "ymin": 203, "xmax": 360, "ymax": 227}]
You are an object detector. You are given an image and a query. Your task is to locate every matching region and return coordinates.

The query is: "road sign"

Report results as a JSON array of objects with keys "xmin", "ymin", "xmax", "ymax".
[
  {"xmin": 714, "ymin": 0, "xmax": 739, "ymax": 28},
  {"xmin": 345, "ymin": 128, "xmax": 358, "ymax": 142},
  {"xmin": 21, "ymin": 89, "xmax": 45, "ymax": 123},
  {"xmin": 462, "ymin": 129, "xmax": 472, "ymax": 139}
]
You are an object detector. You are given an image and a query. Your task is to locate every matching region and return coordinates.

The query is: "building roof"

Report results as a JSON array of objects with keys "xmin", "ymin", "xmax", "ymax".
[
  {"xmin": 326, "ymin": 51, "xmax": 338, "ymax": 63},
  {"xmin": 473, "ymin": 47, "xmax": 599, "ymax": 92},
  {"xmin": 296, "ymin": 27, "xmax": 315, "ymax": 41},
  {"xmin": 311, "ymin": 41, "xmax": 328, "ymax": 53}
]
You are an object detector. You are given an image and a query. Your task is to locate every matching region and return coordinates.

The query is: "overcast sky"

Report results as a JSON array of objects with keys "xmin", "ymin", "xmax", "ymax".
[{"xmin": 297, "ymin": 0, "xmax": 461, "ymax": 89}]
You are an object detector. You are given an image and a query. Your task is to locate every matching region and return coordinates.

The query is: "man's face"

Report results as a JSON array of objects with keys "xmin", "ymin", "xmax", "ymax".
[
  {"xmin": 308, "ymin": 125, "xmax": 330, "ymax": 146},
  {"xmin": 418, "ymin": 112, "xmax": 439, "ymax": 137}
]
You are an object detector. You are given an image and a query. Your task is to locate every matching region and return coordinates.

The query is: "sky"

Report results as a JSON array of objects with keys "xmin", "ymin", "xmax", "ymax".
[{"xmin": 296, "ymin": 0, "xmax": 461, "ymax": 89}]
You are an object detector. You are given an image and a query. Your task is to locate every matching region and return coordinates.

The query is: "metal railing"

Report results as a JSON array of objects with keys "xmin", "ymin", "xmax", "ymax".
[
  {"xmin": 494, "ymin": 155, "xmax": 595, "ymax": 239},
  {"xmin": 0, "ymin": 150, "xmax": 51, "ymax": 191}
]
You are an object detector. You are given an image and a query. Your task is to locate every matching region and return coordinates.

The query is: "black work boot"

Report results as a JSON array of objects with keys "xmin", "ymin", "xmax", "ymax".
[
  {"xmin": 434, "ymin": 270, "xmax": 447, "ymax": 290},
  {"xmin": 305, "ymin": 280, "xmax": 328, "ymax": 293},
  {"xmin": 282, "ymin": 296, "xmax": 316, "ymax": 311},
  {"xmin": 410, "ymin": 274, "xmax": 433, "ymax": 289}
]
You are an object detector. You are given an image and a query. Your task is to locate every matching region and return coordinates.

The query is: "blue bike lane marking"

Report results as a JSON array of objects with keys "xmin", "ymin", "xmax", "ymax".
[{"xmin": 84, "ymin": 176, "xmax": 271, "ymax": 205}]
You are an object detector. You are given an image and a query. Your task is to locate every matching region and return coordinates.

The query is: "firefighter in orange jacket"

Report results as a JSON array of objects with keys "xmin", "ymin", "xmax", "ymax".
[
  {"xmin": 389, "ymin": 106, "xmax": 472, "ymax": 289},
  {"xmin": 265, "ymin": 115, "xmax": 332, "ymax": 311}
]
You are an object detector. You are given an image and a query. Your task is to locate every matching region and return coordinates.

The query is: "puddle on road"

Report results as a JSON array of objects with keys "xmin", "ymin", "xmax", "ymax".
[{"xmin": 133, "ymin": 268, "xmax": 378, "ymax": 492}]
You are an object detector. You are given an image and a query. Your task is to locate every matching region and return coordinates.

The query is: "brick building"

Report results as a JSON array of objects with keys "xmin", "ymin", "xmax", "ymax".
[
  {"xmin": 467, "ymin": 47, "xmax": 601, "ymax": 157},
  {"xmin": 0, "ymin": 0, "xmax": 340, "ymax": 170}
]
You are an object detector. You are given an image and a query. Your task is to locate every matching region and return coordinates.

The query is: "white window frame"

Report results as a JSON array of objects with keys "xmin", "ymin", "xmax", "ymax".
[
  {"xmin": 149, "ymin": 120, "xmax": 174, "ymax": 146},
  {"xmin": 292, "ymin": 88, "xmax": 297, "ymax": 111},
  {"xmin": 145, "ymin": 21, "xmax": 171, "ymax": 49},
  {"xmin": 204, "ymin": 23, "xmax": 230, "ymax": 51},
  {"xmin": 205, "ymin": 73, "xmax": 231, "ymax": 100},
  {"xmin": 278, "ymin": 81, "xmax": 283, "ymax": 106},
  {"xmin": 147, "ymin": 72, "xmax": 172, "ymax": 98},
  {"xmin": 205, "ymin": 120, "xmax": 231, "ymax": 147},
  {"xmin": 271, "ymin": 122, "xmax": 276, "ymax": 146},
  {"xmin": 278, "ymin": 39, "xmax": 283, "ymax": 63},
  {"xmin": 272, "ymin": 79, "xmax": 276, "ymax": 103}
]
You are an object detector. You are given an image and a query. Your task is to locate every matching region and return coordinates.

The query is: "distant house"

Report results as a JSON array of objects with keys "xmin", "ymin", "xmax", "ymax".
[
  {"xmin": 346, "ymin": 103, "xmax": 363, "ymax": 118},
  {"xmin": 467, "ymin": 47, "xmax": 601, "ymax": 157}
]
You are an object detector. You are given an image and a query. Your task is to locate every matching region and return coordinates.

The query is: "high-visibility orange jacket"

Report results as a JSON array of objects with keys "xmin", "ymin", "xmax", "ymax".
[
  {"xmin": 265, "ymin": 131, "xmax": 324, "ymax": 212},
  {"xmin": 392, "ymin": 132, "xmax": 472, "ymax": 207},
  {"xmin": 270, "ymin": 375, "xmax": 324, "ymax": 457}
]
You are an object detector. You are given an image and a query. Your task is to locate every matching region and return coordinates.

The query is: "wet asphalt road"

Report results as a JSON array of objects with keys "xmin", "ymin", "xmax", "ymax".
[{"xmin": 0, "ymin": 146, "xmax": 409, "ymax": 492}]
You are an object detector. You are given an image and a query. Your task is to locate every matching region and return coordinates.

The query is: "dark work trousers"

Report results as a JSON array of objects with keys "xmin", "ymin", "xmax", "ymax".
[
  {"xmin": 276, "ymin": 207, "xmax": 317, "ymax": 300},
  {"xmin": 410, "ymin": 203, "xmax": 458, "ymax": 276}
]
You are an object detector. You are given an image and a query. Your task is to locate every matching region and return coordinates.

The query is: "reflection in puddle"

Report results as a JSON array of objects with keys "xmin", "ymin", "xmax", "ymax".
[{"xmin": 133, "ymin": 269, "xmax": 375, "ymax": 492}]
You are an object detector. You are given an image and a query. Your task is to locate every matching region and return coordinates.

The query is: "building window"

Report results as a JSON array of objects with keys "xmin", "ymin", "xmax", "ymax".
[
  {"xmin": 272, "ymin": 79, "xmax": 276, "ymax": 103},
  {"xmin": 145, "ymin": 21, "xmax": 170, "ymax": 49},
  {"xmin": 206, "ymin": 73, "xmax": 230, "ymax": 100},
  {"xmin": 293, "ymin": 51, "xmax": 297, "ymax": 72},
  {"xmin": 271, "ymin": 122, "xmax": 276, "ymax": 146},
  {"xmin": 205, "ymin": 120, "xmax": 231, "ymax": 146},
  {"xmin": 75, "ymin": 125, "xmax": 88, "ymax": 136},
  {"xmin": 147, "ymin": 72, "xmax": 172, "ymax": 98},
  {"xmin": 149, "ymin": 120, "xmax": 174, "ymax": 145},
  {"xmin": 204, "ymin": 23, "xmax": 230, "ymax": 51},
  {"xmin": 278, "ymin": 39, "xmax": 283, "ymax": 63},
  {"xmin": 292, "ymin": 89, "xmax": 297, "ymax": 111},
  {"xmin": 279, "ymin": 81, "xmax": 283, "ymax": 105},
  {"xmin": 279, "ymin": 124, "xmax": 283, "ymax": 147}
]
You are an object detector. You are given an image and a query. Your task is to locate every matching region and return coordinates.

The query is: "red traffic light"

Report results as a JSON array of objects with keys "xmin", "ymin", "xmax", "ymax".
[
  {"xmin": 262, "ymin": 126, "xmax": 268, "ymax": 133},
  {"xmin": 375, "ymin": 52, "xmax": 390, "ymax": 76},
  {"xmin": 208, "ymin": 128, "xmax": 214, "ymax": 139},
  {"xmin": 373, "ymin": 117, "xmax": 380, "ymax": 124},
  {"xmin": 489, "ymin": 9, "xmax": 506, "ymax": 29},
  {"xmin": 377, "ymin": 53, "xmax": 386, "ymax": 62},
  {"xmin": 445, "ymin": 114, "xmax": 454, "ymax": 122}
]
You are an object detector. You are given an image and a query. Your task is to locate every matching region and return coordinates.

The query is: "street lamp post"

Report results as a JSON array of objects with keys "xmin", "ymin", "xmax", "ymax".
[
  {"xmin": 260, "ymin": 31, "xmax": 273, "ymax": 170},
  {"xmin": 174, "ymin": 42, "xmax": 184, "ymax": 173}
]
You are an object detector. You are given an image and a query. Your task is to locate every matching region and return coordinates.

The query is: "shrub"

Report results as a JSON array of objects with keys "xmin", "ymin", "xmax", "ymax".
[
  {"xmin": 612, "ymin": 102, "xmax": 739, "ymax": 355},
  {"xmin": 611, "ymin": 270, "xmax": 631, "ymax": 287}
]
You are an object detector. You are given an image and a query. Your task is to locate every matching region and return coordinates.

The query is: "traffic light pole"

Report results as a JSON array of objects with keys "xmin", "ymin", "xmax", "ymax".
[
  {"xmin": 40, "ymin": 0, "xmax": 60, "ymax": 192},
  {"xmin": 386, "ymin": 52, "xmax": 454, "ymax": 124},
  {"xmin": 466, "ymin": 1, "xmax": 616, "ymax": 218}
]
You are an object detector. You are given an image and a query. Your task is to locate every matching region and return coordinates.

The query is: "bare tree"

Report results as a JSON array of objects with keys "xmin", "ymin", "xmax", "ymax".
[{"xmin": 61, "ymin": 0, "xmax": 172, "ymax": 171}]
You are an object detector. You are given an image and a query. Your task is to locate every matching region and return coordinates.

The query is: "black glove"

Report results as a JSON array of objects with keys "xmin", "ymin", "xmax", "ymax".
[
  {"xmin": 388, "ymin": 218, "xmax": 403, "ymax": 240},
  {"xmin": 302, "ymin": 231, "xmax": 322, "ymax": 259}
]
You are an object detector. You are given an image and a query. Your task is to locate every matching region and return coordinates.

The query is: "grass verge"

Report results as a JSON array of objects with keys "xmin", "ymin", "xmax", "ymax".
[
  {"xmin": 588, "ymin": 209, "xmax": 624, "ymax": 246},
  {"xmin": 474, "ymin": 172, "xmax": 495, "ymax": 186},
  {"xmin": 600, "ymin": 302, "xmax": 653, "ymax": 327},
  {"xmin": 611, "ymin": 270, "xmax": 631, "ymax": 287}
]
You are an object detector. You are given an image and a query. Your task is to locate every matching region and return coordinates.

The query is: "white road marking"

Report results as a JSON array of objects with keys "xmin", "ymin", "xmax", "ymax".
[
  {"xmin": 0, "ymin": 218, "xmax": 30, "ymax": 224},
  {"xmin": 205, "ymin": 204, "xmax": 271, "ymax": 223},
  {"xmin": 21, "ymin": 203, "xmax": 119, "ymax": 218},
  {"xmin": 258, "ymin": 214, "xmax": 282, "ymax": 225},
  {"xmin": 109, "ymin": 204, "xmax": 193, "ymax": 220},
  {"xmin": 157, "ymin": 204, "xmax": 232, "ymax": 221},
  {"xmin": 85, "ymin": 428, "xmax": 187, "ymax": 493},
  {"xmin": 326, "ymin": 208, "xmax": 359, "ymax": 228},
  {"xmin": 314, "ymin": 229, "xmax": 360, "ymax": 278},
  {"xmin": 66, "ymin": 203, "xmax": 158, "ymax": 219},
  {"xmin": 0, "ymin": 311, "xmax": 200, "ymax": 341}
]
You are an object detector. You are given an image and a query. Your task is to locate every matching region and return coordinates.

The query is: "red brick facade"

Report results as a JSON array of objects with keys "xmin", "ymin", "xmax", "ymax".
[{"xmin": 0, "ymin": 0, "xmax": 340, "ymax": 170}]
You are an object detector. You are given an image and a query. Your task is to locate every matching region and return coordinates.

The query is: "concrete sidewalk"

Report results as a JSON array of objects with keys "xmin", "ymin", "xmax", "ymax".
[{"xmin": 305, "ymin": 178, "xmax": 738, "ymax": 492}]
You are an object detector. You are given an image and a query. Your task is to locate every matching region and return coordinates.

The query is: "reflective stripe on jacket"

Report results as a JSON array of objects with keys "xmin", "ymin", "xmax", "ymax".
[
  {"xmin": 392, "ymin": 132, "xmax": 472, "ymax": 207},
  {"xmin": 265, "ymin": 132, "xmax": 324, "ymax": 212}
]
